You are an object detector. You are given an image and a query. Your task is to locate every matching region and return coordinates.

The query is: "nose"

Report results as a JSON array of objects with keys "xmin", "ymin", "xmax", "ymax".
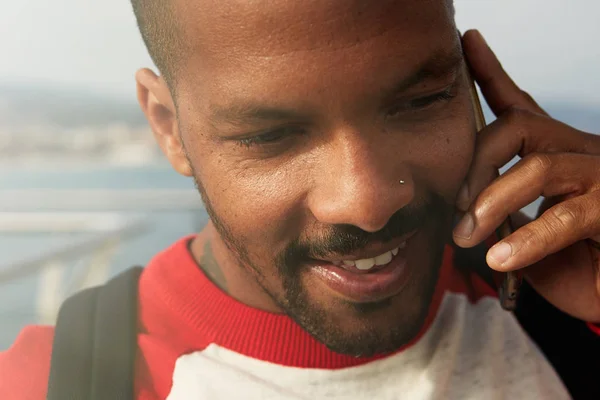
[{"xmin": 307, "ymin": 132, "xmax": 414, "ymax": 233}]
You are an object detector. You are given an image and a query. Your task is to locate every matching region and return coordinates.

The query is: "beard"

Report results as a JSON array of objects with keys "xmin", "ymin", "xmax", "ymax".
[
  {"xmin": 273, "ymin": 193, "xmax": 451, "ymax": 356},
  {"xmin": 193, "ymin": 173, "xmax": 452, "ymax": 357}
]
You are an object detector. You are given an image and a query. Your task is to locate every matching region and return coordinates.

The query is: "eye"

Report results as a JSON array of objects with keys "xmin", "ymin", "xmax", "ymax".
[
  {"xmin": 236, "ymin": 126, "xmax": 305, "ymax": 148},
  {"xmin": 386, "ymin": 87, "xmax": 457, "ymax": 119}
]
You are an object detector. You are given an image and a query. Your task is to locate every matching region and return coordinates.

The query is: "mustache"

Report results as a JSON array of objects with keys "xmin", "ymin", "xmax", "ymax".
[{"xmin": 280, "ymin": 194, "xmax": 446, "ymax": 267}]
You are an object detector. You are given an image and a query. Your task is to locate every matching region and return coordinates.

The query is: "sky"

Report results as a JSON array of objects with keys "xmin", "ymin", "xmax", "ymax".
[{"xmin": 1, "ymin": 0, "xmax": 599, "ymax": 107}]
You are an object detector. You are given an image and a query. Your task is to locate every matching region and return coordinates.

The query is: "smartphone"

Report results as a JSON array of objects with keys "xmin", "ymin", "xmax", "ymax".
[{"xmin": 467, "ymin": 66, "xmax": 522, "ymax": 311}]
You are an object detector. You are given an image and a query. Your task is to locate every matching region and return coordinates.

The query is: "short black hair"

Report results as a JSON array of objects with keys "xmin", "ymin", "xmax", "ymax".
[
  {"xmin": 130, "ymin": 0, "xmax": 181, "ymax": 87},
  {"xmin": 131, "ymin": 0, "xmax": 457, "ymax": 90}
]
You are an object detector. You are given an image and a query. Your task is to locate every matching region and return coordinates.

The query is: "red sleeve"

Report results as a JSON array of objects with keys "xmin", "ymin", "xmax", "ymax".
[
  {"xmin": 587, "ymin": 322, "xmax": 600, "ymax": 336},
  {"xmin": 0, "ymin": 326, "xmax": 54, "ymax": 400}
]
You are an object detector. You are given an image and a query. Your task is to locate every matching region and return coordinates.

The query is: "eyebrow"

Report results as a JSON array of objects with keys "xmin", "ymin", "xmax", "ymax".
[
  {"xmin": 382, "ymin": 44, "xmax": 464, "ymax": 100},
  {"xmin": 209, "ymin": 43, "xmax": 464, "ymax": 125},
  {"xmin": 210, "ymin": 103, "xmax": 312, "ymax": 126}
]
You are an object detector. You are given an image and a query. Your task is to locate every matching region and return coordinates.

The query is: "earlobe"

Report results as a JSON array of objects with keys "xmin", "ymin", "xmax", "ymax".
[{"xmin": 135, "ymin": 68, "xmax": 193, "ymax": 177}]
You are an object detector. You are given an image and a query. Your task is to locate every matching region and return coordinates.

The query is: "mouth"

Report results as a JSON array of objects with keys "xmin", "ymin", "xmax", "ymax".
[
  {"xmin": 330, "ymin": 241, "xmax": 406, "ymax": 273},
  {"xmin": 312, "ymin": 230, "xmax": 417, "ymax": 273},
  {"xmin": 307, "ymin": 231, "xmax": 418, "ymax": 303}
]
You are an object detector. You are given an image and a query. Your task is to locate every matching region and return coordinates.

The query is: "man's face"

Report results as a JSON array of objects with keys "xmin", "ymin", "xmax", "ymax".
[{"xmin": 170, "ymin": 0, "xmax": 476, "ymax": 356}]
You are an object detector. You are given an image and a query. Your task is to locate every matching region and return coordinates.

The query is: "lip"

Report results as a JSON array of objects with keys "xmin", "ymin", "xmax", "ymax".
[
  {"xmin": 308, "ymin": 234, "xmax": 416, "ymax": 303},
  {"xmin": 314, "ymin": 230, "xmax": 418, "ymax": 262}
]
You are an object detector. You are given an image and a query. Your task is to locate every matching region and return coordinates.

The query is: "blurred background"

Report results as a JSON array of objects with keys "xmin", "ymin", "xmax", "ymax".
[{"xmin": 1, "ymin": 0, "xmax": 599, "ymax": 349}]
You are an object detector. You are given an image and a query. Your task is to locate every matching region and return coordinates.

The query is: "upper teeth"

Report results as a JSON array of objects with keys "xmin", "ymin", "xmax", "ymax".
[{"xmin": 339, "ymin": 243, "xmax": 404, "ymax": 270}]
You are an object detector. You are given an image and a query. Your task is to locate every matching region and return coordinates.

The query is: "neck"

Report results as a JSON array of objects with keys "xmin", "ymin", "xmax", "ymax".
[{"xmin": 189, "ymin": 223, "xmax": 282, "ymax": 312}]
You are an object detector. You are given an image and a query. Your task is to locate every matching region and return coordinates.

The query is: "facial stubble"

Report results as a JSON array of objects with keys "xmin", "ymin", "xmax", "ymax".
[{"xmin": 189, "ymin": 157, "xmax": 451, "ymax": 356}]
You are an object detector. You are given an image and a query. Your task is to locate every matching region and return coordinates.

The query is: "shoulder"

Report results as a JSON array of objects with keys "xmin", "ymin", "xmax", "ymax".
[{"xmin": 0, "ymin": 325, "xmax": 54, "ymax": 400}]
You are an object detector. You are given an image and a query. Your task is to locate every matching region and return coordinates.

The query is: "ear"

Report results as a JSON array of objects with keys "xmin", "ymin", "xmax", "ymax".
[{"xmin": 135, "ymin": 68, "xmax": 193, "ymax": 177}]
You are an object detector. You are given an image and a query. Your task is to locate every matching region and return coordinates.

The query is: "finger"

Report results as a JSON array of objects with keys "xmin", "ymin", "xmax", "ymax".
[
  {"xmin": 462, "ymin": 30, "xmax": 547, "ymax": 116},
  {"xmin": 486, "ymin": 190, "xmax": 600, "ymax": 272},
  {"xmin": 454, "ymin": 152, "xmax": 598, "ymax": 247},
  {"xmin": 456, "ymin": 107, "xmax": 595, "ymax": 211}
]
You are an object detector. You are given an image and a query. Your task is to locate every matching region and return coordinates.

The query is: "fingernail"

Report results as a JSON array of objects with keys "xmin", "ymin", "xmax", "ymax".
[
  {"xmin": 488, "ymin": 242, "xmax": 512, "ymax": 265},
  {"xmin": 454, "ymin": 213, "xmax": 475, "ymax": 240},
  {"xmin": 456, "ymin": 184, "xmax": 470, "ymax": 211}
]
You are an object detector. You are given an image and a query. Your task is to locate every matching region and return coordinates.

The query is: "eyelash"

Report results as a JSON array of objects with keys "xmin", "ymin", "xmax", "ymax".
[
  {"xmin": 235, "ymin": 88, "xmax": 457, "ymax": 148},
  {"xmin": 386, "ymin": 87, "xmax": 457, "ymax": 118},
  {"xmin": 237, "ymin": 127, "xmax": 304, "ymax": 148}
]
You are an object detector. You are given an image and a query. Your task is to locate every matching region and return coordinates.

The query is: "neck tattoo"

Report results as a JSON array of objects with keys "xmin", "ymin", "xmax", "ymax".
[{"xmin": 199, "ymin": 240, "xmax": 228, "ymax": 292}]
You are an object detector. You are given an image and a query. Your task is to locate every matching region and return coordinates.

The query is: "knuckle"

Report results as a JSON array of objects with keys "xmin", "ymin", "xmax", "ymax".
[
  {"xmin": 504, "ymin": 106, "xmax": 533, "ymax": 125},
  {"xmin": 519, "ymin": 205, "xmax": 581, "ymax": 252},
  {"xmin": 522, "ymin": 153, "xmax": 552, "ymax": 175},
  {"xmin": 499, "ymin": 106, "xmax": 534, "ymax": 144},
  {"xmin": 547, "ymin": 203, "xmax": 581, "ymax": 232},
  {"xmin": 520, "ymin": 89, "xmax": 535, "ymax": 103},
  {"xmin": 519, "ymin": 224, "xmax": 547, "ymax": 250},
  {"xmin": 521, "ymin": 89, "xmax": 537, "ymax": 106},
  {"xmin": 548, "ymin": 201, "xmax": 595, "ymax": 241}
]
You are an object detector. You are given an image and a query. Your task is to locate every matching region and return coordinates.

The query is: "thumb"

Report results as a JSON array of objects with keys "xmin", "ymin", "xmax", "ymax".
[{"xmin": 462, "ymin": 30, "xmax": 547, "ymax": 117}]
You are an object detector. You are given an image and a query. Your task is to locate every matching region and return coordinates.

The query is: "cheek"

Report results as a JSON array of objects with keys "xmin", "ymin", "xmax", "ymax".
[
  {"xmin": 411, "ymin": 112, "xmax": 476, "ymax": 200},
  {"xmin": 197, "ymin": 153, "xmax": 308, "ymax": 253}
]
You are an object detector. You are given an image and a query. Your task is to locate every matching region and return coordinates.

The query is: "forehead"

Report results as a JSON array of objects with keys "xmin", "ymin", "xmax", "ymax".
[
  {"xmin": 172, "ymin": 0, "xmax": 457, "ymax": 108},
  {"xmin": 176, "ymin": 0, "xmax": 452, "ymax": 51}
]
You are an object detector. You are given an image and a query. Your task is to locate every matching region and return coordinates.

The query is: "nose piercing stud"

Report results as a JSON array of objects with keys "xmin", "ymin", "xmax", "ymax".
[{"xmin": 399, "ymin": 180, "xmax": 405, "ymax": 185}]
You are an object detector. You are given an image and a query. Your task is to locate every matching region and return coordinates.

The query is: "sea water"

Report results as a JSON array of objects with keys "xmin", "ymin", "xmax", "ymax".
[{"xmin": 0, "ymin": 163, "xmax": 209, "ymax": 349}]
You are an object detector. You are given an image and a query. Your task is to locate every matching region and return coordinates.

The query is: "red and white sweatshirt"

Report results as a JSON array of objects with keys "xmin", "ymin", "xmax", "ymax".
[{"xmin": 1, "ymin": 236, "xmax": 598, "ymax": 399}]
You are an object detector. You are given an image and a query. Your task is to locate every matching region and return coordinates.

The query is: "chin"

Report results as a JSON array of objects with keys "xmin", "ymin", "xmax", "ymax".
[
  {"xmin": 294, "ymin": 255, "xmax": 442, "ymax": 357},
  {"xmin": 271, "ymin": 201, "xmax": 451, "ymax": 356}
]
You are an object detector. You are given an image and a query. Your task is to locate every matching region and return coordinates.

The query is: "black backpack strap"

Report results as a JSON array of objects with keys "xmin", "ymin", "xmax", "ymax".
[{"xmin": 47, "ymin": 266, "xmax": 143, "ymax": 400}]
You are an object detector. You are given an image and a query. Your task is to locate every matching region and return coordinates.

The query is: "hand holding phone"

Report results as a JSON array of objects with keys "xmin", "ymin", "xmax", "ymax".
[
  {"xmin": 458, "ymin": 29, "xmax": 600, "ymax": 324},
  {"xmin": 466, "ymin": 59, "xmax": 523, "ymax": 311}
]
